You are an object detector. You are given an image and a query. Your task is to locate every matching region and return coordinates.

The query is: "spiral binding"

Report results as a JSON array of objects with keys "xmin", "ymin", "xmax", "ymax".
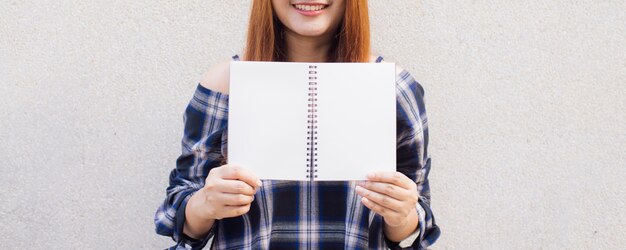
[{"xmin": 306, "ymin": 65, "xmax": 318, "ymax": 180}]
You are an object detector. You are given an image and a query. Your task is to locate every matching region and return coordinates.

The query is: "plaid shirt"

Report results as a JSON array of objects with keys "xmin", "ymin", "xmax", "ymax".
[{"xmin": 155, "ymin": 55, "xmax": 440, "ymax": 249}]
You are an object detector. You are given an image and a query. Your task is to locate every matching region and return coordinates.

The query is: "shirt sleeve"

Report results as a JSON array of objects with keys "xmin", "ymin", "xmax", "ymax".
[
  {"xmin": 384, "ymin": 69, "xmax": 441, "ymax": 249},
  {"xmin": 154, "ymin": 83, "xmax": 229, "ymax": 249}
]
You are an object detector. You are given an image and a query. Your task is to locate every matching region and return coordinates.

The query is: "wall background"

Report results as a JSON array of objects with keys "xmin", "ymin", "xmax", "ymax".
[{"xmin": 1, "ymin": 1, "xmax": 624, "ymax": 249}]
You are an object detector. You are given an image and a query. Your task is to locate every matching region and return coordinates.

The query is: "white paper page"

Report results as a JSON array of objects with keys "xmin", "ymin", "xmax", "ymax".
[
  {"xmin": 314, "ymin": 63, "xmax": 396, "ymax": 180},
  {"xmin": 228, "ymin": 61, "xmax": 310, "ymax": 180}
]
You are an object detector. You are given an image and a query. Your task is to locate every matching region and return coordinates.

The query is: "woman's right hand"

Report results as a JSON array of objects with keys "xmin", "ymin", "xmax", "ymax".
[{"xmin": 189, "ymin": 164, "xmax": 262, "ymax": 221}]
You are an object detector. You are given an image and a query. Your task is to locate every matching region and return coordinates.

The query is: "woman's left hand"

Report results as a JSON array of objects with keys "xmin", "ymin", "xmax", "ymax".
[{"xmin": 356, "ymin": 171, "xmax": 419, "ymax": 228}]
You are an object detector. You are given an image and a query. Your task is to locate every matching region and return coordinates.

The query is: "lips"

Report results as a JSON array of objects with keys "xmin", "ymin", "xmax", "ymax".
[{"xmin": 292, "ymin": 4, "xmax": 328, "ymax": 11}]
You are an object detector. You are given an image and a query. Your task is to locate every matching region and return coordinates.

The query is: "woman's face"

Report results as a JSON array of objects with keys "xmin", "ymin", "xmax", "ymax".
[{"xmin": 271, "ymin": 0, "xmax": 346, "ymax": 38}]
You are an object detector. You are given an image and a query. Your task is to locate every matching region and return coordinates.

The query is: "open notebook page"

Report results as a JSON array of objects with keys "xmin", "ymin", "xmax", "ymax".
[
  {"xmin": 229, "ymin": 62, "xmax": 310, "ymax": 180},
  {"xmin": 315, "ymin": 63, "xmax": 396, "ymax": 180}
]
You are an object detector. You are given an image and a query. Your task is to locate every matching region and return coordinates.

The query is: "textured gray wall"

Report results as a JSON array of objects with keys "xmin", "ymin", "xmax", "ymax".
[{"xmin": 1, "ymin": 1, "xmax": 624, "ymax": 249}]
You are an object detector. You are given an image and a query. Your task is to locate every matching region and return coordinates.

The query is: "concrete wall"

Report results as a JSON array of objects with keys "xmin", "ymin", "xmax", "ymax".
[{"xmin": 1, "ymin": 1, "xmax": 624, "ymax": 249}]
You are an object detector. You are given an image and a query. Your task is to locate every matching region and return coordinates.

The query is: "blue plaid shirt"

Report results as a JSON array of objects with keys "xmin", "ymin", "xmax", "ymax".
[{"xmin": 155, "ymin": 55, "xmax": 440, "ymax": 249}]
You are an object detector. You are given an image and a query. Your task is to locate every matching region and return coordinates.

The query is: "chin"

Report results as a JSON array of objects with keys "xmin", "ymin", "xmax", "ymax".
[
  {"xmin": 290, "ymin": 24, "xmax": 333, "ymax": 38},
  {"xmin": 295, "ymin": 30, "xmax": 328, "ymax": 37}
]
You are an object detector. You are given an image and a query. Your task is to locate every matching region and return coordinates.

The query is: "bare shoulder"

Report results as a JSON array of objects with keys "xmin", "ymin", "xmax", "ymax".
[
  {"xmin": 199, "ymin": 60, "xmax": 231, "ymax": 94},
  {"xmin": 368, "ymin": 54, "xmax": 379, "ymax": 63}
]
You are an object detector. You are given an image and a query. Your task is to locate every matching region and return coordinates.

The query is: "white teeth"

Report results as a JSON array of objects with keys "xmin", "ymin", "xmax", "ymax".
[{"xmin": 294, "ymin": 4, "xmax": 325, "ymax": 11}]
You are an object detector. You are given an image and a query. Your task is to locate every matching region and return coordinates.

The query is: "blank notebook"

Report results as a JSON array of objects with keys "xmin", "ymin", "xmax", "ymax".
[{"xmin": 228, "ymin": 61, "xmax": 396, "ymax": 181}]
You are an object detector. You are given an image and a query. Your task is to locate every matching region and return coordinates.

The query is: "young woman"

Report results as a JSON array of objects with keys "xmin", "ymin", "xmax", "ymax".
[{"xmin": 155, "ymin": 0, "xmax": 440, "ymax": 249}]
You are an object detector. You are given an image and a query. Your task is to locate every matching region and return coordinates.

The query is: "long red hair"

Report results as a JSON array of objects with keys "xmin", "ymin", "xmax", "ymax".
[{"xmin": 243, "ymin": 0, "xmax": 370, "ymax": 62}]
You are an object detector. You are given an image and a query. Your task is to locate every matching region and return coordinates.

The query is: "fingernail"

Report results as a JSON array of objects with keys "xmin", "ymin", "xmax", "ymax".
[
  {"xmin": 366, "ymin": 172, "xmax": 375, "ymax": 179},
  {"xmin": 257, "ymin": 180, "xmax": 263, "ymax": 187}
]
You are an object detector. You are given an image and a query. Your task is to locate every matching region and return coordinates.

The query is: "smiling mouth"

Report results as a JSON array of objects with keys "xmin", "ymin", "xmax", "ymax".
[{"xmin": 292, "ymin": 4, "xmax": 329, "ymax": 11}]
